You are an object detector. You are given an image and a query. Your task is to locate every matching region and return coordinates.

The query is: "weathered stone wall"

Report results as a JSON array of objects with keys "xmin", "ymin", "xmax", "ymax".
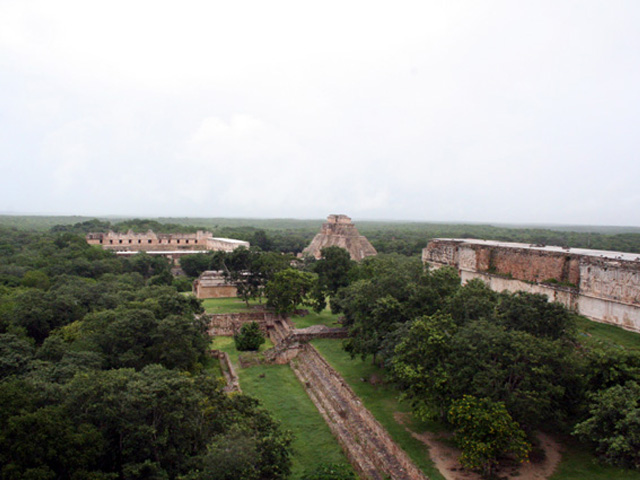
[
  {"xmin": 87, "ymin": 229, "xmax": 212, "ymax": 251},
  {"xmin": 87, "ymin": 229, "xmax": 249, "ymax": 253},
  {"xmin": 210, "ymin": 350, "xmax": 241, "ymax": 392},
  {"xmin": 203, "ymin": 312, "xmax": 288, "ymax": 336},
  {"xmin": 580, "ymin": 260, "xmax": 640, "ymax": 304},
  {"xmin": 433, "ymin": 240, "xmax": 579, "ymax": 284},
  {"xmin": 461, "ymin": 271, "xmax": 580, "ymax": 312},
  {"xmin": 291, "ymin": 344, "xmax": 429, "ymax": 480},
  {"xmin": 424, "ymin": 239, "xmax": 640, "ymax": 332},
  {"xmin": 193, "ymin": 271, "xmax": 238, "ymax": 299},
  {"xmin": 194, "ymin": 285, "xmax": 238, "ymax": 299}
]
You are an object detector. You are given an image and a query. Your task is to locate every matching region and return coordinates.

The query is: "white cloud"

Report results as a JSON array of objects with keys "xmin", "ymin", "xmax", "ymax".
[{"xmin": 1, "ymin": 1, "xmax": 639, "ymax": 224}]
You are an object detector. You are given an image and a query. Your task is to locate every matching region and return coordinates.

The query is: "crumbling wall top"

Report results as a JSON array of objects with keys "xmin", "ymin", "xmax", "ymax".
[{"xmin": 327, "ymin": 214, "xmax": 352, "ymax": 224}]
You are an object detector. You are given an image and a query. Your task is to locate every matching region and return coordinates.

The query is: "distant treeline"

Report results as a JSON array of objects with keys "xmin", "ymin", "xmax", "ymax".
[{"xmin": 3, "ymin": 215, "xmax": 640, "ymax": 256}]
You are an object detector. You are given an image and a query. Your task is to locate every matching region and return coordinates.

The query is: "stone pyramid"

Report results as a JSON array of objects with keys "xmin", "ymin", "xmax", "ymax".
[{"xmin": 302, "ymin": 214, "xmax": 377, "ymax": 261}]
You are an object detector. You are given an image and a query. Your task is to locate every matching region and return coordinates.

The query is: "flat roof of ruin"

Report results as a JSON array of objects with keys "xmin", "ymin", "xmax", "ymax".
[
  {"xmin": 114, "ymin": 250, "xmax": 210, "ymax": 255},
  {"xmin": 210, "ymin": 237, "xmax": 249, "ymax": 244},
  {"xmin": 431, "ymin": 238, "xmax": 640, "ymax": 262}
]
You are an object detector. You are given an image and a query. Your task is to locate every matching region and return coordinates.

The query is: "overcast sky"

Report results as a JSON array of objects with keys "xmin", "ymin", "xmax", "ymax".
[{"xmin": 1, "ymin": 1, "xmax": 639, "ymax": 225}]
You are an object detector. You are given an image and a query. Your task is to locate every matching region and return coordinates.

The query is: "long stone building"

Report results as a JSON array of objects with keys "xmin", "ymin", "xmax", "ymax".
[
  {"xmin": 86, "ymin": 229, "xmax": 249, "ymax": 265},
  {"xmin": 303, "ymin": 214, "xmax": 377, "ymax": 261},
  {"xmin": 423, "ymin": 238, "xmax": 640, "ymax": 333},
  {"xmin": 86, "ymin": 229, "xmax": 249, "ymax": 252}
]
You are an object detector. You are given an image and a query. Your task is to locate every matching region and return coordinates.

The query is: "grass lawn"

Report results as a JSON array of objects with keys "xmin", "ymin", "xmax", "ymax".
[
  {"xmin": 202, "ymin": 296, "xmax": 263, "ymax": 314},
  {"xmin": 574, "ymin": 314, "xmax": 640, "ymax": 351},
  {"xmin": 311, "ymin": 338, "xmax": 446, "ymax": 480},
  {"xmin": 290, "ymin": 307, "xmax": 343, "ymax": 329},
  {"xmin": 209, "ymin": 336, "xmax": 352, "ymax": 479}
]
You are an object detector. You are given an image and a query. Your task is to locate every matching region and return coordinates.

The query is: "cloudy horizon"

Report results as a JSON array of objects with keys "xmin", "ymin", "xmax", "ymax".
[{"xmin": 1, "ymin": 1, "xmax": 639, "ymax": 226}]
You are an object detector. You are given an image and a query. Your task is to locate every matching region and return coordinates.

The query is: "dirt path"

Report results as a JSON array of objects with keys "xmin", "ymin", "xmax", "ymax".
[{"xmin": 394, "ymin": 413, "xmax": 562, "ymax": 480}]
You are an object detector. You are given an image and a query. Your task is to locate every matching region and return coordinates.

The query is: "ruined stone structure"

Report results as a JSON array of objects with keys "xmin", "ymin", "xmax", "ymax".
[
  {"xmin": 303, "ymin": 214, "xmax": 377, "ymax": 261},
  {"xmin": 86, "ymin": 230, "xmax": 249, "ymax": 265},
  {"xmin": 204, "ymin": 311, "xmax": 290, "ymax": 337},
  {"xmin": 209, "ymin": 350, "xmax": 241, "ymax": 393},
  {"xmin": 193, "ymin": 271, "xmax": 237, "ymax": 299},
  {"xmin": 86, "ymin": 229, "xmax": 249, "ymax": 253},
  {"xmin": 424, "ymin": 238, "xmax": 640, "ymax": 332},
  {"xmin": 207, "ymin": 311, "xmax": 427, "ymax": 479}
]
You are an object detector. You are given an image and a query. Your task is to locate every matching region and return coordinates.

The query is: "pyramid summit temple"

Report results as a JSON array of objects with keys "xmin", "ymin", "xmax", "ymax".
[{"xmin": 302, "ymin": 214, "xmax": 377, "ymax": 261}]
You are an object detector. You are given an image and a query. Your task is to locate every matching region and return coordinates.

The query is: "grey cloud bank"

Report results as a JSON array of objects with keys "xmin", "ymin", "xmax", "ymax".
[{"xmin": 1, "ymin": 1, "xmax": 639, "ymax": 225}]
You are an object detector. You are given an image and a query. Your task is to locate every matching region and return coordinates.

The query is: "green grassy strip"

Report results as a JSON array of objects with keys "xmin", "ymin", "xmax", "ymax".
[
  {"xmin": 202, "ymin": 297, "xmax": 263, "ymax": 314},
  {"xmin": 311, "ymin": 338, "xmax": 446, "ymax": 480},
  {"xmin": 290, "ymin": 307, "xmax": 343, "ymax": 329},
  {"xmin": 210, "ymin": 336, "xmax": 353, "ymax": 479},
  {"xmin": 574, "ymin": 315, "xmax": 640, "ymax": 351}
]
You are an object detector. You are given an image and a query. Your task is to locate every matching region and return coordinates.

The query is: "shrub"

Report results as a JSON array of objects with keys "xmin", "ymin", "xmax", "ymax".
[
  {"xmin": 573, "ymin": 381, "xmax": 640, "ymax": 469},
  {"xmin": 448, "ymin": 395, "xmax": 530, "ymax": 477},
  {"xmin": 234, "ymin": 322, "xmax": 266, "ymax": 352}
]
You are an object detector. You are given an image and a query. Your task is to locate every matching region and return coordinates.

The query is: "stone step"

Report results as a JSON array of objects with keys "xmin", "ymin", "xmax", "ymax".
[
  {"xmin": 291, "ymin": 356, "xmax": 383, "ymax": 480},
  {"xmin": 297, "ymin": 352, "xmax": 405, "ymax": 473},
  {"xmin": 294, "ymin": 345, "xmax": 429, "ymax": 480}
]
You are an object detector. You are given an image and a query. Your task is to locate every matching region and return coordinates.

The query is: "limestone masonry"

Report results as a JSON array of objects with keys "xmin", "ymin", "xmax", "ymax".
[
  {"xmin": 303, "ymin": 214, "xmax": 377, "ymax": 261},
  {"xmin": 87, "ymin": 229, "xmax": 249, "ymax": 253},
  {"xmin": 423, "ymin": 238, "xmax": 640, "ymax": 333},
  {"xmin": 193, "ymin": 271, "xmax": 237, "ymax": 299}
]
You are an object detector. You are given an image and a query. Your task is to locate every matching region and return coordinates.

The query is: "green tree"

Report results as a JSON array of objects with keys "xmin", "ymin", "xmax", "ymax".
[
  {"xmin": 223, "ymin": 247, "xmax": 261, "ymax": 305},
  {"xmin": 573, "ymin": 381, "xmax": 640, "ymax": 469},
  {"xmin": 252, "ymin": 229, "xmax": 273, "ymax": 251},
  {"xmin": 448, "ymin": 395, "xmax": 530, "ymax": 478},
  {"xmin": 391, "ymin": 313, "xmax": 457, "ymax": 419},
  {"xmin": 0, "ymin": 404, "xmax": 106, "ymax": 480},
  {"xmin": 446, "ymin": 321, "xmax": 573, "ymax": 429},
  {"xmin": 495, "ymin": 291, "xmax": 575, "ymax": 340},
  {"xmin": 581, "ymin": 343, "xmax": 640, "ymax": 393},
  {"xmin": 20, "ymin": 270, "xmax": 51, "ymax": 290},
  {"xmin": 0, "ymin": 333, "xmax": 34, "ymax": 380},
  {"xmin": 344, "ymin": 294, "xmax": 404, "ymax": 365},
  {"xmin": 446, "ymin": 278, "xmax": 497, "ymax": 325},
  {"xmin": 265, "ymin": 268, "xmax": 317, "ymax": 315},
  {"xmin": 234, "ymin": 321, "xmax": 266, "ymax": 352},
  {"xmin": 180, "ymin": 253, "xmax": 213, "ymax": 278},
  {"xmin": 313, "ymin": 246, "xmax": 354, "ymax": 296}
]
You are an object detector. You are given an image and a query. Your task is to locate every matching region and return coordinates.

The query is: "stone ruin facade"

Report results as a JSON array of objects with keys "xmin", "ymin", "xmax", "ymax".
[
  {"xmin": 302, "ymin": 214, "xmax": 377, "ymax": 261},
  {"xmin": 86, "ymin": 229, "xmax": 249, "ymax": 253},
  {"xmin": 424, "ymin": 238, "xmax": 640, "ymax": 333},
  {"xmin": 193, "ymin": 271, "xmax": 238, "ymax": 299}
]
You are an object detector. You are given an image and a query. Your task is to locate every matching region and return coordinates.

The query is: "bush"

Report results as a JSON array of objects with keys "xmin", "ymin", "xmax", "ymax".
[
  {"xmin": 234, "ymin": 322, "xmax": 266, "ymax": 352},
  {"xmin": 448, "ymin": 395, "xmax": 530, "ymax": 477},
  {"xmin": 573, "ymin": 381, "xmax": 640, "ymax": 469},
  {"xmin": 172, "ymin": 276, "xmax": 194, "ymax": 292}
]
